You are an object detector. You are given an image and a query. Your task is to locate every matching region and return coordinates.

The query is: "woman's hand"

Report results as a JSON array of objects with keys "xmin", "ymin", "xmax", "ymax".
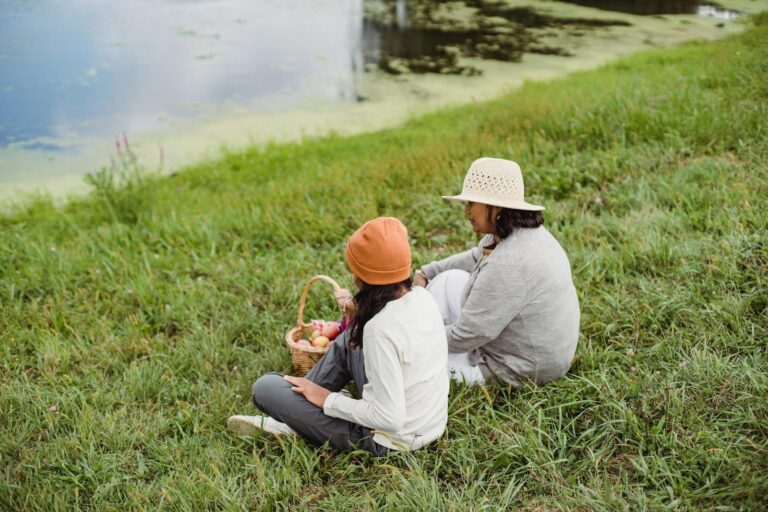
[
  {"xmin": 333, "ymin": 288, "xmax": 356, "ymax": 317},
  {"xmin": 283, "ymin": 375, "xmax": 331, "ymax": 408},
  {"xmin": 413, "ymin": 271, "xmax": 428, "ymax": 288}
]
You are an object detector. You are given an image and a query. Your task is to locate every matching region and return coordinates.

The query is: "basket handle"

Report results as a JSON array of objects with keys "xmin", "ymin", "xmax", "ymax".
[{"xmin": 296, "ymin": 275, "xmax": 342, "ymax": 329}]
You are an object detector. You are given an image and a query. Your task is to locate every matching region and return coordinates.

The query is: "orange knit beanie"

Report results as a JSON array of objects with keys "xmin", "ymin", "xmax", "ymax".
[{"xmin": 345, "ymin": 217, "xmax": 411, "ymax": 285}]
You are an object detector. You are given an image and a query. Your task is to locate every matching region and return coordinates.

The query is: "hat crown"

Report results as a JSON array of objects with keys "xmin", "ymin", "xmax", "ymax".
[
  {"xmin": 441, "ymin": 157, "xmax": 544, "ymax": 211},
  {"xmin": 462, "ymin": 158, "xmax": 524, "ymax": 202}
]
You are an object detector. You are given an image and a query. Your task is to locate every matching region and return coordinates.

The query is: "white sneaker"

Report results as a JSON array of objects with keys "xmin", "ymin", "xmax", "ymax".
[{"xmin": 227, "ymin": 415, "xmax": 297, "ymax": 437}]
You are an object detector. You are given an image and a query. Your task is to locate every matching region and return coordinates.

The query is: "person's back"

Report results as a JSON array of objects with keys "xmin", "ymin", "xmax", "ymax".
[
  {"xmin": 362, "ymin": 286, "xmax": 448, "ymax": 449},
  {"xmin": 479, "ymin": 226, "xmax": 579, "ymax": 384}
]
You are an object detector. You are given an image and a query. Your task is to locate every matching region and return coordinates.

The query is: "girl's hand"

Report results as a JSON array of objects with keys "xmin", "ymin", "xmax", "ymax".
[
  {"xmin": 333, "ymin": 288, "xmax": 356, "ymax": 317},
  {"xmin": 283, "ymin": 375, "xmax": 331, "ymax": 408},
  {"xmin": 413, "ymin": 272, "xmax": 428, "ymax": 288}
]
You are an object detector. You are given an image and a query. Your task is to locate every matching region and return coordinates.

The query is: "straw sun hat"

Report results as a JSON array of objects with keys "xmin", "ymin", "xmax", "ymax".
[{"xmin": 442, "ymin": 157, "xmax": 545, "ymax": 211}]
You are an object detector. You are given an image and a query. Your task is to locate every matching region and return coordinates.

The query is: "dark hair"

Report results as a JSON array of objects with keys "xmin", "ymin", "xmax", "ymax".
[
  {"xmin": 487, "ymin": 207, "xmax": 544, "ymax": 239},
  {"xmin": 348, "ymin": 278, "xmax": 412, "ymax": 348}
]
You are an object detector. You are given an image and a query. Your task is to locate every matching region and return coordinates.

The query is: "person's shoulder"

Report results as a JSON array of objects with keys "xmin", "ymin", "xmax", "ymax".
[
  {"xmin": 366, "ymin": 296, "xmax": 406, "ymax": 335},
  {"xmin": 363, "ymin": 303, "xmax": 410, "ymax": 354},
  {"xmin": 490, "ymin": 227, "xmax": 551, "ymax": 268},
  {"xmin": 373, "ymin": 288, "xmax": 442, "ymax": 330},
  {"xmin": 361, "ymin": 312, "xmax": 389, "ymax": 350},
  {"xmin": 517, "ymin": 225, "xmax": 550, "ymax": 239},
  {"xmin": 528, "ymin": 226, "xmax": 569, "ymax": 254},
  {"xmin": 497, "ymin": 226, "xmax": 554, "ymax": 250},
  {"xmin": 407, "ymin": 287, "xmax": 444, "ymax": 314},
  {"xmin": 405, "ymin": 285, "xmax": 431, "ymax": 302},
  {"xmin": 504, "ymin": 226, "xmax": 571, "ymax": 271}
]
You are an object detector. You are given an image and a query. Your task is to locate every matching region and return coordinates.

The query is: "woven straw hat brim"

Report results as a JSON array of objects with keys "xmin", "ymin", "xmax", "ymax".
[{"xmin": 442, "ymin": 192, "xmax": 545, "ymax": 211}]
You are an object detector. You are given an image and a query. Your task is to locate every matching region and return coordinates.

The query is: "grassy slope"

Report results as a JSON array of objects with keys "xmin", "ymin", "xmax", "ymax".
[{"xmin": 1, "ymin": 14, "xmax": 767, "ymax": 512}]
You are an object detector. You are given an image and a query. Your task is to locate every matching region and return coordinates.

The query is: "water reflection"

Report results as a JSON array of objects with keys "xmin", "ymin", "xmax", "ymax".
[{"xmin": 0, "ymin": 0, "xmax": 363, "ymax": 147}]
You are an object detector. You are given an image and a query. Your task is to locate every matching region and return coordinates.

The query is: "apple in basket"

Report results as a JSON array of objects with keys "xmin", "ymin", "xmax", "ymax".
[
  {"xmin": 321, "ymin": 321, "xmax": 341, "ymax": 341},
  {"xmin": 296, "ymin": 339, "xmax": 312, "ymax": 348},
  {"xmin": 311, "ymin": 336, "xmax": 330, "ymax": 348}
]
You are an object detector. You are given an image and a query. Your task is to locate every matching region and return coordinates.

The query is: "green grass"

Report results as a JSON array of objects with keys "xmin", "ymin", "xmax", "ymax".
[{"xmin": 2, "ymin": 13, "xmax": 767, "ymax": 512}]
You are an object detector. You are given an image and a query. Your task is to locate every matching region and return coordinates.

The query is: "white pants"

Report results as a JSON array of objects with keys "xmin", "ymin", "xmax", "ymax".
[{"xmin": 426, "ymin": 269, "xmax": 485, "ymax": 385}]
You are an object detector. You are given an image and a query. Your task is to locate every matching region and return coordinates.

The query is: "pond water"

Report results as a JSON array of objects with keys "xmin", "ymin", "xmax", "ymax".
[
  {"xmin": 0, "ymin": 0, "xmax": 365, "ymax": 148},
  {"xmin": 0, "ymin": 0, "xmax": 746, "ymax": 202}
]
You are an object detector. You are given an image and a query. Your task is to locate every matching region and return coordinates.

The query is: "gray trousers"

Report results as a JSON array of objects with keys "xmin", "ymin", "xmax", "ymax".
[{"xmin": 251, "ymin": 331, "xmax": 390, "ymax": 456}]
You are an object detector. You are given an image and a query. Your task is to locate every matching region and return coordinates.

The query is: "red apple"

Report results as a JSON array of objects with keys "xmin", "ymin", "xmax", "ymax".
[
  {"xmin": 296, "ymin": 339, "xmax": 312, "ymax": 348},
  {"xmin": 311, "ymin": 336, "xmax": 330, "ymax": 348},
  {"xmin": 310, "ymin": 329, "xmax": 321, "ymax": 340},
  {"xmin": 321, "ymin": 321, "xmax": 341, "ymax": 341}
]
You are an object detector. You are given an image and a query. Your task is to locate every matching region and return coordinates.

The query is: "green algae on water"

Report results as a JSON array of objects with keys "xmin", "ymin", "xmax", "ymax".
[{"xmin": 363, "ymin": 0, "xmax": 633, "ymax": 76}]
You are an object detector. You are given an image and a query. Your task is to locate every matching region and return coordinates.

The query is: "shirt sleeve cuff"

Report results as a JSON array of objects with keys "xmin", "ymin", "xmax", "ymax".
[
  {"xmin": 323, "ymin": 392, "xmax": 340, "ymax": 416},
  {"xmin": 446, "ymin": 325, "xmax": 468, "ymax": 353},
  {"xmin": 323, "ymin": 391, "xmax": 360, "ymax": 423},
  {"xmin": 420, "ymin": 264, "xmax": 437, "ymax": 280}
]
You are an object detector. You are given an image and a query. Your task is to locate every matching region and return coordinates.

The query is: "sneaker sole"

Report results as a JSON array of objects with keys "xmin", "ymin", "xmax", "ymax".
[{"xmin": 227, "ymin": 416, "xmax": 260, "ymax": 437}]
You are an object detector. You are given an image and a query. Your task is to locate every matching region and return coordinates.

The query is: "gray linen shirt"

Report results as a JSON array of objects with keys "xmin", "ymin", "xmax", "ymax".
[{"xmin": 419, "ymin": 226, "xmax": 580, "ymax": 386}]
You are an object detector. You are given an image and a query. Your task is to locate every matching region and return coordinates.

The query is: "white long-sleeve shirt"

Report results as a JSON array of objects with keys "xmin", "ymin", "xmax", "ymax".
[{"xmin": 323, "ymin": 287, "xmax": 448, "ymax": 451}]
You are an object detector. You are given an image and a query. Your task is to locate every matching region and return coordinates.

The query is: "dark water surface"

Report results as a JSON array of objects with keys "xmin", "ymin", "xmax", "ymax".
[
  {"xmin": 363, "ymin": 3, "xmax": 631, "ymax": 77},
  {"xmin": 362, "ymin": 0, "xmax": 740, "ymax": 76},
  {"xmin": 561, "ymin": 0, "xmax": 739, "ymax": 16}
]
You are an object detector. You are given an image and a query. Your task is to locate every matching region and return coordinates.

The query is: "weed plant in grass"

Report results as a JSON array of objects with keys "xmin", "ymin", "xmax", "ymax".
[{"xmin": 1, "ymin": 13, "xmax": 767, "ymax": 512}]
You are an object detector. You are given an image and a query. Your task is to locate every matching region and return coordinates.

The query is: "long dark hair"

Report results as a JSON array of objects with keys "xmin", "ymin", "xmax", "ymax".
[
  {"xmin": 487, "ymin": 207, "xmax": 544, "ymax": 239},
  {"xmin": 348, "ymin": 277, "xmax": 412, "ymax": 348}
]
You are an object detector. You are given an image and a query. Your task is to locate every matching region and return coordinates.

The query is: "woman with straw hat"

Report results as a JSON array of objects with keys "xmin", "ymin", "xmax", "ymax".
[
  {"xmin": 414, "ymin": 158, "xmax": 580, "ymax": 386},
  {"xmin": 228, "ymin": 217, "xmax": 449, "ymax": 455}
]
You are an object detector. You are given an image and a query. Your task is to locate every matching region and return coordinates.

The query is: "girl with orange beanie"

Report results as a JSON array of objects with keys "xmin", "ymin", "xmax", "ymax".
[{"xmin": 228, "ymin": 217, "xmax": 449, "ymax": 455}]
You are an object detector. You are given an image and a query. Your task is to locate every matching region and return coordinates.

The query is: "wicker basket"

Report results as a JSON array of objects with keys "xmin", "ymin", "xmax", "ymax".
[{"xmin": 285, "ymin": 274, "xmax": 342, "ymax": 376}]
